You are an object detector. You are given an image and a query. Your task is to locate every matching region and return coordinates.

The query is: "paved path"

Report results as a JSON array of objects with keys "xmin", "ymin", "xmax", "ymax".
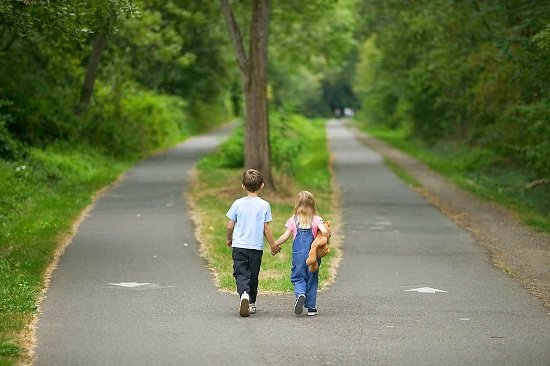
[{"xmin": 35, "ymin": 120, "xmax": 550, "ymax": 365}]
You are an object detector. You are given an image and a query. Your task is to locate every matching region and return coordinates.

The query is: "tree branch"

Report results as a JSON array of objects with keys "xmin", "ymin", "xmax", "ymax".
[{"xmin": 219, "ymin": 0, "xmax": 249, "ymax": 77}]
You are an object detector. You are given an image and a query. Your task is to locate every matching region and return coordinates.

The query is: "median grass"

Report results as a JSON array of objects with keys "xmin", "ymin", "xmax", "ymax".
[
  {"xmin": 189, "ymin": 115, "xmax": 338, "ymax": 293},
  {"xmin": 358, "ymin": 122, "xmax": 550, "ymax": 233}
]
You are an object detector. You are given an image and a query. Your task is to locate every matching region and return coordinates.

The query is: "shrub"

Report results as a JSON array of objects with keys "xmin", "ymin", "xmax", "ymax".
[
  {"xmin": 197, "ymin": 112, "xmax": 305, "ymax": 176},
  {"xmin": 488, "ymin": 102, "xmax": 550, "ymax": 177},
  {"xmin": 82, "ymin": 85, "xmax": 189, "ymax": 158}
]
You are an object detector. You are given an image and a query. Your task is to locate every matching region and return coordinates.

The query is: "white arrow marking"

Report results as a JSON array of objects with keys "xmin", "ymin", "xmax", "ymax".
[
  {"xmin": 405, "ymin": 287, "xmax": 447, "ymax": 294},
  {"xmin": 109, "ymin": 282, "xmax": 150, "ymax": 288}
]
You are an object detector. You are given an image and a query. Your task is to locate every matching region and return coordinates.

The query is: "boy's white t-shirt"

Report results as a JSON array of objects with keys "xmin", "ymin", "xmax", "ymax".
[{"xmin": 226, "ymin": 196, "xmax": 272, "ymax": 250}]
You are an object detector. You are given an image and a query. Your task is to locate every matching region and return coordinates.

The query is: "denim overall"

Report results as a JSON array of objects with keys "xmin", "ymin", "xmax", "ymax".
[{"xmin": 291, "ymin": 219, "xmax": 320, "ymax": 309}]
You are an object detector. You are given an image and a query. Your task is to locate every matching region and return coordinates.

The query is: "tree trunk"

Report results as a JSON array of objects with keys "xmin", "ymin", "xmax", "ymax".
[
  {"xmin": 244, "ymin": 0, "xmax": 274, "ymax": 188},
  {"xmin": 220, "ymin": 0, "xmax": 274, "ymax": 189},
  {"xmin": 76, "ymin": 33, "xmax": 107, "ymax": 115}
]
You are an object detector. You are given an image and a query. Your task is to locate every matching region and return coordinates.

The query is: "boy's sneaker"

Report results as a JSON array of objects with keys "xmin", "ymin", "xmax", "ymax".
[
  {"xmin": 294, "ymin": 294, "xmax": 306, "ymax": 315},
  {"xmin": 249, "ymin": 303, "xmax": 256, "ymax": 314},
  {"xmin": 239, "ymin": 292, "xmax": 250, "ymax": 317},
  {"xmin": 307, "ymin": 308, "xmax": 318, "ymax": 316}
]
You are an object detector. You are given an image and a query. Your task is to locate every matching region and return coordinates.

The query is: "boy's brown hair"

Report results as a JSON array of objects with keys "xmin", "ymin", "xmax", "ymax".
[{"xmin": 242, "ymin": 169, "xmax": 264, "ymax": 192}]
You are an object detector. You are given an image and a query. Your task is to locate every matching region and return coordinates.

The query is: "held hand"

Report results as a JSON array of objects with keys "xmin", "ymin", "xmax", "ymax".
[
  {"xmin": 270, "ymin": 244, "xmax": 281, "ymax": 256},
  {"xmin": 226, "ymin": 239, "xmax": 232, "ymax": 247}
]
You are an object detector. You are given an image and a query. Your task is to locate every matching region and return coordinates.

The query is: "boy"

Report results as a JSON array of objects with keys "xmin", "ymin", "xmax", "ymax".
[{"xmin": 226, "ymin": 169, "xmax": 280, "ymax": 317}]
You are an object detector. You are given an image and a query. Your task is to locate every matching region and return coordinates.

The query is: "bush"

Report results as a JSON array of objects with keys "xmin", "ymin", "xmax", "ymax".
[
  {"xmin": 0, "ymin": 105, "xmax": 22, "ymax": 160},
  {"xmin": 198, "ymin": 124, "xmax": 245, "ymax": 169},
  {"xmin": 82, "ymin": 85, "xmax": 189, "ymax": 158},
  {"xmin": 488, "ymin": 102, "xmax": 550, "ymax": 177},
  {"xmin": 197, "ymin": 112, "xmax": 305, "ymax": 176}
]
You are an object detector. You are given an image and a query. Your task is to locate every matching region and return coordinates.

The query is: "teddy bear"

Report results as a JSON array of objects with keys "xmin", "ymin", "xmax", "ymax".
[{"xmin": 305, "ymin": 221, "xmax": 331, "ymax": 272}]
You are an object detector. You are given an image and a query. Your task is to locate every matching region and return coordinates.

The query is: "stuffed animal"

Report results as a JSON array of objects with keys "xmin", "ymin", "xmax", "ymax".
[{"xmin": 305, "ymin": 221, "xmax": 331, "ymax": 272}]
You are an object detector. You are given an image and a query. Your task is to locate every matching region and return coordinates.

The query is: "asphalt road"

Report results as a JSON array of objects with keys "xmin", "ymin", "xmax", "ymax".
[{"xmin": 34, "ymin": 120, "xmax": 550, "ymax": 365}]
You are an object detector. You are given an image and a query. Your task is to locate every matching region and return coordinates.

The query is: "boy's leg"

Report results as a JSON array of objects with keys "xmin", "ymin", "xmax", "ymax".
[
  {"xmin": 305, "ymin": 259, "xmax": 320, "ymax": 309},
  {"xmin": 248, "ymin": 249, "xmax": 263, "ymax": 304},
  {"xmin": 232, "ymin": 247, "xmax": 251, "ymax": 296}
]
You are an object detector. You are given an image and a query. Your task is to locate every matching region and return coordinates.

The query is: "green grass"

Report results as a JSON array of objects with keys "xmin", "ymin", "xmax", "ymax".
[
  {"xmin": 190, "ymin": 115, "xmax": 337, "ymax": 293},
  {"xmin": 0, "ymin": 144, "xmax": 133, "ymax": 365},
  {"xmin": 359, "ymin": 122, "xmax": 550, "ymax": 232}
]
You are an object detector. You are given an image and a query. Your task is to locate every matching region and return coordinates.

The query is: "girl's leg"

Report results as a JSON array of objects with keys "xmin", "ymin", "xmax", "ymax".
[
  {"xmin": 248, "ymin": 249, "xmax": 263, "ymax": 303},
  {"xmin": 305, "ymin": 259, "xmax": 320, "ymax": 309},
  {"xmin": 291, "ymin": 253, "xmax": 308, "ymax": 297}
]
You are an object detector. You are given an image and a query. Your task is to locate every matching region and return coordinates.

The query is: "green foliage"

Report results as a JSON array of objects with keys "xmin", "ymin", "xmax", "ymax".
[
  {"xmin": 198, "ymin": 124, "xmax": 245, "ymax": 169},
  {"xmin": 0, "ymin": 105, "xmax": 21, "ymax": 160},
  {"xmin": 198, "ymin": 112, "xmax": 308, "ymax": 176},
  {"xmin": 487, "ymin": 102, "xmax": 550, "ymax": 175},
  {"xmin": 0, "ymin": 0, "xmax": 235, "ymax": 161},
  {"xmin": 268, "ymin": 0, "xmax": 358, "ymax": 116},
  {"xmin": 117, "ymin": 0, "xmax": 234, "ymax": 127},
  {"xmin": 198, "ymin": 113, "xmax": 330, "ymax": 195},
  {"xmin": 0, "ymin": 343, "xmax": 19, "ymax": 358},
  {"xmin": 533, "ymin": 24, "xmax": 550, "ymax": 50},
  {"xmin": 82, "ymin": 84, "xmax": 189, "ymax": 157},
  {"xmin": 353, "ymin": 0, "xmax": 550, "ymax": 177}
]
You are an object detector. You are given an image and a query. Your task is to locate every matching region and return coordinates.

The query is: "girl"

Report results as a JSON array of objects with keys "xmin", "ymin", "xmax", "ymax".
[{"xmin": 275, "ymin": 191, "xmax": 330, "ymax": 316}]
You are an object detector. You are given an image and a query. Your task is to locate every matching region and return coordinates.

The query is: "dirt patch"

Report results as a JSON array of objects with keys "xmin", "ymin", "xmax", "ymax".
[{"xmin": 351, "ymin": 125, "xmax": 550, "ymax": 310}]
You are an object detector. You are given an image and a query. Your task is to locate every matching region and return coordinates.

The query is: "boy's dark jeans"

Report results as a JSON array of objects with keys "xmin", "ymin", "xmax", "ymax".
[{"xmin": 232, "ymin": 247, "xmax": 263, "ymax": 303}]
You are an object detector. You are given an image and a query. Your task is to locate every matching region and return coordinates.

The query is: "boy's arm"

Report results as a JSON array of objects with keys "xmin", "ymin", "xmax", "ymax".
[
  {"xmin": 275, "ymin": 228, "xmax": 292, "ymax": 246},
  {"xmin": 263, "ymin": 222, "xmax": 280, "ymax": 255},
  {"xmin": 226, "ymin": 220, "xmax": 235, "ymax": 247}
]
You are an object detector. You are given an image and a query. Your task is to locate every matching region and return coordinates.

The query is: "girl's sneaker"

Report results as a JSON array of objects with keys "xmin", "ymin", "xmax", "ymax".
[
  {"xmin": 294, "ymin": 294, "xmax": 306, "ymax": 315},
  {"xmin": 307, "ymin": 308, "xmax": 318, "ymax": 316},
  {"xmin": 249, "ymin": 303, "xmax": 256, "ymax": 314}
]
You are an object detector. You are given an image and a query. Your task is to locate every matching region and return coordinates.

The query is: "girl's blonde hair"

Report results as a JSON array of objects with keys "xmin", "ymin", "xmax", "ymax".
[{"xmin": 293, "ymin": 191, "xmax": 317, "ymax": 228}]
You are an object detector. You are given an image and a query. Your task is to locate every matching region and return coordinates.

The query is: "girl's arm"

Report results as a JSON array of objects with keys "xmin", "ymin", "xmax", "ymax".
[
  {"xmin": 264, "ymin": 222, "xmax": 280, "ymax": 255},
  {"xmin": 318, "ymin": 223, "xmax": 330, "ymax": 239},
  {"xmin": 275, "ymin": 228, "xmax": 292, "ymax": 246}
]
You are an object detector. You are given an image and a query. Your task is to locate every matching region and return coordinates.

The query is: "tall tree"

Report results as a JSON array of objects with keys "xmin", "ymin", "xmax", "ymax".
[
  {"xmin": 76, "ymin": 33, "xmax": 107, "ymax": 115},
  {"xmin": 220, "ymin": 0, "xmax": 274, "ymax": 188},
  {"xmin": 76, "ymin": 1, "xmax": 136, "ymax": 115}
]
